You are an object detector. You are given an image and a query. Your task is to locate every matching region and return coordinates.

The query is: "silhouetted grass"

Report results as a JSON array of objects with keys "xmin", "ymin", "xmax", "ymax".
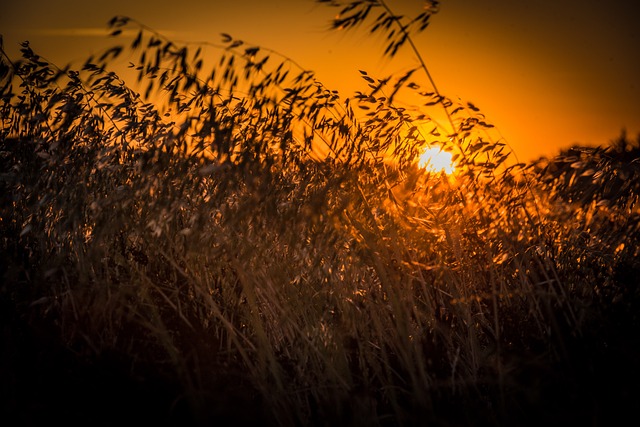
[{"xmin": 1, "ymin": 1, "xmax": 639, "ymax": 426}]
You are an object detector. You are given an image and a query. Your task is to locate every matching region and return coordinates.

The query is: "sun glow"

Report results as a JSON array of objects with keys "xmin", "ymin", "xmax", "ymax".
[{"xmin": 418, "ymin": 146, "xmax": 456, "ymax": 174}]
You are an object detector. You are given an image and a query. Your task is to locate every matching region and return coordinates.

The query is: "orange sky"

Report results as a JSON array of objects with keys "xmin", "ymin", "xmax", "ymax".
[{"xmin": 2, "ymin": 0, "xmax": 639, "ymax": 163}]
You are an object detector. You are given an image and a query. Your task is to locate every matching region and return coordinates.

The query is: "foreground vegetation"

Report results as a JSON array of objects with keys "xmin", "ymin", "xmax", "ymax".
[{"xmin": 2, "ymin": 1, "xmax": 639, "ymax": 425}]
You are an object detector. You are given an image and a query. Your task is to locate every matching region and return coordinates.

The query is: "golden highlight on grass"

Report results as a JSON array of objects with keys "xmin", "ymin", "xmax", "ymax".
[{"xmin": 1, "ymin": 2, "xmax": 639, "ymax": 426}]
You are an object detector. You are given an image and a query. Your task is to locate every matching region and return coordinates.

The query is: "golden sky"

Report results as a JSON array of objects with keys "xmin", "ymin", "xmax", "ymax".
[{"xmin": 2, "ymin": 0, "xmax": 639, "ymax": 162}]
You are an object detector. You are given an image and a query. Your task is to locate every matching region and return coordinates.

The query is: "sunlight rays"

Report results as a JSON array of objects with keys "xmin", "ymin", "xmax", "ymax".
[{"xmin": 418, "ymin": 145, "xmax": 456, "ymax": 174}]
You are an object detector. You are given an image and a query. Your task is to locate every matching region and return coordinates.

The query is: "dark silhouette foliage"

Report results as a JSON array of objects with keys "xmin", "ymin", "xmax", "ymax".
[{"xmin": 1, "ymin": 2, "xmax": 639, "ymax": 426}]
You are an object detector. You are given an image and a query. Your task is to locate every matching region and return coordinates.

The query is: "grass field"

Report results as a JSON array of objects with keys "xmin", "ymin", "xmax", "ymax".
[{"xmin": 2, "ymin": 3, "xmax": 639, "ymax": 426}]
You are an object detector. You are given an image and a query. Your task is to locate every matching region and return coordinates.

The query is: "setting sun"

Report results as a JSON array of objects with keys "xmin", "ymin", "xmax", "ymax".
[
  {"xmin": 418, "ymin": 146, "xmax": 456, "ymax": 174},
  {"xmin": 5, "ymin": 1, "xmax": 639, "ymax": 425}
]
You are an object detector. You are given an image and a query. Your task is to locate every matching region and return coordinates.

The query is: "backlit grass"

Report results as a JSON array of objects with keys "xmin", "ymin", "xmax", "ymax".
[{"xmin": 1, "ymin": 2, "xmax": 639, "ymax": 426}]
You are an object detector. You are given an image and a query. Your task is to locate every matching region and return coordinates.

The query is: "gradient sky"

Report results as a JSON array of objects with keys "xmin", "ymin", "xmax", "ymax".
[{"xmin": 2, "ymin": 0, "xmax": 639, "ymax": 162}]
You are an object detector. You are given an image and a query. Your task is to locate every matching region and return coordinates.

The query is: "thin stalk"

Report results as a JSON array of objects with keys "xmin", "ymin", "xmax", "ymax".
[{"xmin": 378, "ymin": 0, "xmax": 457, "ymax": 140}]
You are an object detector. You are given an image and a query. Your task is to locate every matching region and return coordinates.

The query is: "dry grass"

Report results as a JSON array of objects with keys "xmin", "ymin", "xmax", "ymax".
[{"xmin": 1, "ymin": 2, "xmax": 639, "ymax": 426}]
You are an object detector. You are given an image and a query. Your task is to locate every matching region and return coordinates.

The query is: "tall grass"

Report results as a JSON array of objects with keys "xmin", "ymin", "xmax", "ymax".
[{"xmin": 1, "ymin": 1, "xmax": 639, "ymax": 425}]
